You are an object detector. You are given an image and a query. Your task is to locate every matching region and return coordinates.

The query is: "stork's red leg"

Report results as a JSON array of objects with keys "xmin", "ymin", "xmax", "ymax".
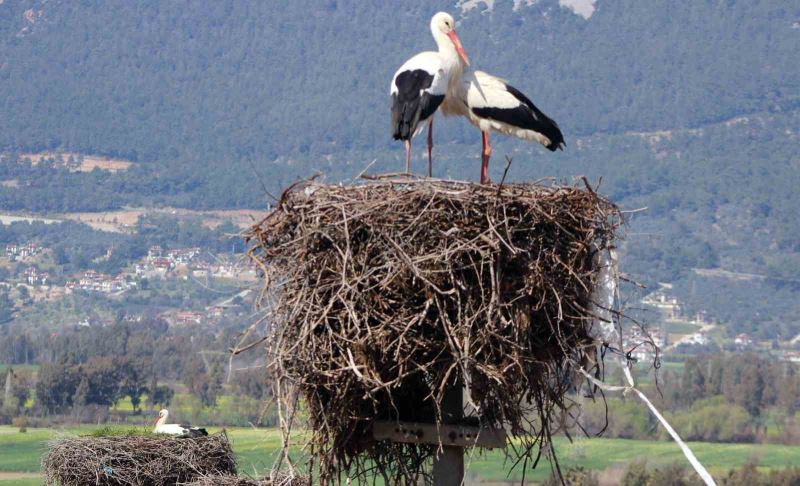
[
  {"xmin": 427, "ymin": 118, "xmax": 434, "ymax": 177},
  {"xmin": 404, "ymin": 139, "xmax": 411, "ymax": 175},
  {"xmin": 481, "ymin": 131, "xmax": 492, "ymax": 184}
]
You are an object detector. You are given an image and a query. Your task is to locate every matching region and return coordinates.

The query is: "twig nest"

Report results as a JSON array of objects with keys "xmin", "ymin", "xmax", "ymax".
[
  {"xmin": 180, "ymin": 473, "xmax": 310, "ymax": 486},
  {"xmin": 42, "ymin": 433, "xmax": 236, "ymax": 486},
  {"xmin": 246, "ymin": 177, "xmax": 622, "ymax": 483}
]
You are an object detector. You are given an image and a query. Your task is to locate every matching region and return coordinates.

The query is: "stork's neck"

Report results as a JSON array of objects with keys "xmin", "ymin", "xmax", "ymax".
[
  {"xmin": 432, "ymin": 29, "xmax": 466, "ymax": 75},
  {"xmin": 154, "ymin": 412, "xmax": 168, "ymax": 430}
]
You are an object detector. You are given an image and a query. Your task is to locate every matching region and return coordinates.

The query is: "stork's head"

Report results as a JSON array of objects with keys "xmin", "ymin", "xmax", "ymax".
[
  {"xmin": 431, "ymin": 12, "xmax": 469, "ymax": 66},
  {"xmin": 154, "ymin": 408, "xmax": 169, "ymax": 426}
]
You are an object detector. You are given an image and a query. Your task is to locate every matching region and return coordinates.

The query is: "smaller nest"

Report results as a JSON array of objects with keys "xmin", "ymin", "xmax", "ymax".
[
  {"xmin": 42, "ymin": 433, "xmax": 236, "ymax": 486},
  {"xmin": 181, "ymin": 473, "xmax": 310, "ymax": 486},
  {"xmin": 247, "ymin": 177, "xmax": 623, "ymax": 483}
]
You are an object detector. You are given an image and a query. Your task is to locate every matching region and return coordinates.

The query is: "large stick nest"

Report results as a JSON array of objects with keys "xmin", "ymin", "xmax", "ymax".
[
  {"xmin": 42, "ymin": 433, "xmax": 237, "ymax": 486},
  {"xmin": 246, "ymin": 177, "xmax": 622, "ymax": 484}
]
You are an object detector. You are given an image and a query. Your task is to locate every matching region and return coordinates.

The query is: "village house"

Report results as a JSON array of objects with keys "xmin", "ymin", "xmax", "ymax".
[
  {"xmin": 734, "ymin": 333, "xmax": 754, "ymax": 349},
  {"xmin": 192, "ymin": 261, "xmax": 211, "ymax": 277},
  {"xmin": 175, "ymin": 311, "xmax": 204, "ymax": 325},
  {"xmin": 6, "ymin": 242, "xmax": 43, "ymax": 259},
  {"xmin": 151, "ymin": 257, "xmax": 173, "ymax": 272},
  {"xmin": 784, "ymin": 351, "xmax": 800, "ymax": 364},
  {"xmin": 73, "ymin": 270, "xmax": 133, "ymax": 293},
  {"xmin": 79, "ymin": 270, "xmax": 103, "ymax": 290},
  {"xmin": 683, "ymin": 331, "xmax": 710, "ymax": 346},
  {"xmin": 648, "ymin": 328, "xmax": 667, "ymax": 349},
  {"xmin": 22, "ymin": 267, "xmax": 49, "ymax": 286},
  {"xmin": 642, "ymin": 290, "xmax": 682, "ymax": 320},
  {"xmin": 206, "ymin": 306, "xmax": 225, "ymax": 319},
  {"xmin": 167, "ymin": 247, "xmax": 201, "ymax": 264},
  {"xmin": 629, "ymin": 347, "xmax": 654, "ymax": 363},
  {"xmin": 147, "ymin": 245, "xmax": 163, "ymax": 260}
]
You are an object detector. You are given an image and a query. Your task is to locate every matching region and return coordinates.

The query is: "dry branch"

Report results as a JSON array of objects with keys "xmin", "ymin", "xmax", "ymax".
[{"xmin": 246, "ymin": 176, "xmax": 623, "ymax": 484}]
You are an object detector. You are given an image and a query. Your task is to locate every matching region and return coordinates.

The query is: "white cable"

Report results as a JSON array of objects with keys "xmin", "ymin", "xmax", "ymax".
[
  {"xmin": 584, "ymin": 246, "xmax": 717, "ymax": 486},
  {"xmin": 579, "ymin": 368, "xmax": 716, "ymax": 485}
]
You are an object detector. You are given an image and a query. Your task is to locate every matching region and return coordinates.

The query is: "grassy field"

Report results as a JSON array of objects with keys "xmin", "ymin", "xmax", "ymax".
[
  {"xmin": 0, "ymin": 425, "xmax": 798, "ymax": 485},
  {"xmin": 0, "ymin": 364, "xmax": 39, "ymax": 375},
  {"xmin": 660, "ymin": 320, "xmax": 702, "ymax": 335}
]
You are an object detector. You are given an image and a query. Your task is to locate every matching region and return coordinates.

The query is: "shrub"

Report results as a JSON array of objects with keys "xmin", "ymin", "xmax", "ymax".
[{"xmin": 12, "ymin": 415, "xmax": 28, "ymax": 433}]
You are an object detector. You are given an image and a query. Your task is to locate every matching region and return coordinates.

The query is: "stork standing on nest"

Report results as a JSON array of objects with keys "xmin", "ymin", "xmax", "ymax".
[
  {"xmin": 390, "ymin": 12, "xmax": 470, "ymax": 177},
  {"xmin": 443, "ymin": 70, "xmax": 565, "ymax": 183},
  {"xmin": 153, "ymin": 409, "xmax": 208, "ymax": 437}
]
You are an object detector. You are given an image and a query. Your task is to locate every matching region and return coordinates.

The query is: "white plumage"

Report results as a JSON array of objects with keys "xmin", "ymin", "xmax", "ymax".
[
  {"xmin": 443, "ymin": 70, "xmax": 565, "ymax": 183},
  {"xmin": 153, "ymin": 409, "xmax": 208, "ymax": 437},
  {"xmin": 390, "ymin": 12, "xmax": 470, "ymax": 176}
]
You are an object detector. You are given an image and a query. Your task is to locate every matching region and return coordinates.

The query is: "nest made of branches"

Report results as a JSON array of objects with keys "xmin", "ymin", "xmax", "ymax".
[
  {"xmin": 42, "ymin": 433, "xmax": 237, "ymax": 486},
  {"xmin": 246, "ymin": 176, "xmax": 623, "ymax": 484},
  {"xmin": 181, "ymin": 473, "xmax": 310, "ymax": 486}
]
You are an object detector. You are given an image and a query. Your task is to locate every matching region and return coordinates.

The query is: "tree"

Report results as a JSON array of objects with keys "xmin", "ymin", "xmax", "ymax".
[
  {"xmin": 119, "ymin": 360, "xmax": 148, "ymax": 413},
  {"xmin": 233, "ymin": 368, "xmax": 270, "ymax": 400},
  {"xmin": 9, "ymin": 372, "xmax": 30, "ymax": 412},
  {"xmin": 736, "ymin": 362, "xmax": 765, "ymax": 418},
  {"xmin": 184, "ymin": 355, "xmax": 223, "ymax": 408},
  {"xmin": 0, "ymin": 290, "xmax": 14, "ymax": 325},
  {"xmin": 73, "ymin": 376, "xmax": 90, "ymax": 408},
  {"xmin": 150, "ymin": 385, "xmax": 175, "ymax": 409},
  {"xmin": 681, "ymin": 359, "xmax": 706, "ymax": 407},
  {"xmin": 705, "ymin": 355, "xmax": 725, "ymax": 396},
  {"xmin": 777, "ymin": 368, "xmax": 800, "ymax": 415},
  {"xmin": 82, "ymin": 358, "xmax": 124, "ymax": 406},
  {"xmin": 36, "ymin": 363, "xmax": 81, "ymax": 413}
]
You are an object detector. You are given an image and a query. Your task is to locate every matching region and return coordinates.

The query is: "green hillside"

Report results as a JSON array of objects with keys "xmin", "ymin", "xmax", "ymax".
[{"xmin": 0, "ymin": 0, "xmax": 798, "ymax": 335}]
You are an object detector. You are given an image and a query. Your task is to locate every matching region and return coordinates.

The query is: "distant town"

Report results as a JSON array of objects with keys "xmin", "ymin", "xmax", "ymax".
[
  {"xmin": 627, "ymin": 285, "xmax": 800, "ymax": 364},
  {"xmin": 2, "ymin": 240, "xmax": 257, "ymax": 328},
  {"xmin": 5, "ymin": 237, "xmax": 798, "ymax": 364}
]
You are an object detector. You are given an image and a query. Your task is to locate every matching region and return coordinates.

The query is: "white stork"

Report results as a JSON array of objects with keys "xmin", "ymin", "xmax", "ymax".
[
  {"xmin": 153, "ymin": 409, "xmax": 208, "ymax": 437},
  {"xmin": 390, "ymin": 12, "xmax": 470, "ymax": 177},
  {"xmin": 443, "ymin": 70, "xmax": 565, "ymax": 183}
]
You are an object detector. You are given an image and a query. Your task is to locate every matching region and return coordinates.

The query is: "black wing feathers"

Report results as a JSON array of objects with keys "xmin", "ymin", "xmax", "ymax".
[
  {"xmin": 472, "ymin": 83, "xmax": 565, "ymax": 151},
  {"xmin": 178, "ymin": 425, "xmax": 208, "ymax": 437},
  {"xmin": 391, "ymin": 69, "xmax": 444, "ymax": 141}
]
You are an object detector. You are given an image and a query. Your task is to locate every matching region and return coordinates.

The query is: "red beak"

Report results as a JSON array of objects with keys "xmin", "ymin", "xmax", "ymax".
[{"xmin": 447, "ymin": 30, "xmax": 470, "ymax": 66}]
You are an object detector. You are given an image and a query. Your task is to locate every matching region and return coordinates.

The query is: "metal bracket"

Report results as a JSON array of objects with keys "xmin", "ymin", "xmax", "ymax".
[{"xmin": 372, "ymin": 421, "xmax": 507, "ymax": 449}]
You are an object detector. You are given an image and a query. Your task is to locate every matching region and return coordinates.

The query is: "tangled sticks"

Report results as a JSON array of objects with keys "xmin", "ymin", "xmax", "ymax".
[
  {"xmin": 42, "ymin": 433, "xmax": 237, "ymax": 486},
  {"xmin": 246, "ymin": 177, "xmax": 622, "ymax": 484}
]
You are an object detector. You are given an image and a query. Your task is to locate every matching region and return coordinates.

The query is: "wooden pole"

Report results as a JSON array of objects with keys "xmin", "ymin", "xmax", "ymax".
[{"xmin": 432, "ymin": 384, "xmax": 464, "ymax": 486}]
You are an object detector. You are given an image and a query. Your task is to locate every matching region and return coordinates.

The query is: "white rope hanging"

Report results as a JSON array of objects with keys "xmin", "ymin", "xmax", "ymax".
[{"xmin": 587, "ymin": 247, "xmax": 717, "ymax": 486}]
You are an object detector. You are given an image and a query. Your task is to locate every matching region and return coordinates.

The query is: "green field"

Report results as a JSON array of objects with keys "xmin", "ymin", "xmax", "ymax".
[
  {"xmin": 660, "ymin": 320, "xmax": 702, "ymax": 335},
  {"xmin": 0, "ymin": 425, "xmax": 798, "ymax": 485},
  {"xmin": 0, "ymin": 364, "xmax": 38, "ymax": 375}
]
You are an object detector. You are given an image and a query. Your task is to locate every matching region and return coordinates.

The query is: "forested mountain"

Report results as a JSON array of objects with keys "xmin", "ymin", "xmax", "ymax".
[
  {"xmin": 0, "ymin": 0, "xmax": 798, "ymax": 336},
  {"xmin": 1, "ymin": 0, "xmax": 796, "ymax": 159}
]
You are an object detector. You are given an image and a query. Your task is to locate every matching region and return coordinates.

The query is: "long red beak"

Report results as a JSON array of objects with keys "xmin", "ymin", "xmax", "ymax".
[{"xmin": 447, "ymin": 30, "xmax": 470, "ymax": 66}]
